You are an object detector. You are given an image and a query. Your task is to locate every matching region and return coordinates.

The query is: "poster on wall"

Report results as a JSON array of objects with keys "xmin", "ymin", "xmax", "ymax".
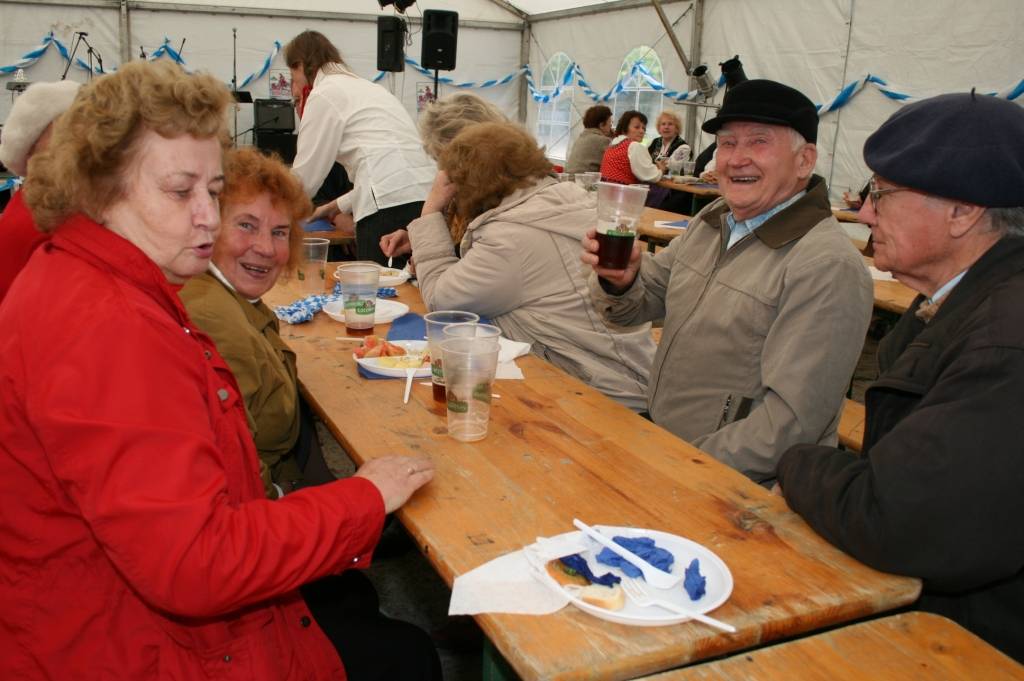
[
  {"xmin": 269, "ymin": 69, "xmax": 291, "ymax": 100},
  {"xmin": 416, "ymin": 82, "xmax": 436, "ymax": 112}
]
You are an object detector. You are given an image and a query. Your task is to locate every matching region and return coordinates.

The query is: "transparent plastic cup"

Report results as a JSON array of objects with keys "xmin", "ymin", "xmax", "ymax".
[
  {"xmin": 683, "ymin": 161, "xmax": 697, "ymax": 176},
  {"xmin": 575, "ymin": 171, "xmax": 602, "ymax": 192},
  {"xmin": 336, "ymin": 264, "xmax": 380, "ymax": 336},
  {"xmin": 298, "ymin": 237, "xmax": 330, "ymax": 295},
  {"xmin": 424, "ymin": 311, "xmax": 480, "ymax": 403},
  {"xmin": 441, "ymin": 337, "xmax": 500, "ymax": 442},
  {"xmin": 443, "ymin": 322, "xmax": 502, "ymax": 346},
  {"xmin": 595, "ymin": 182, "xmax": 649, "ymax": 269}
]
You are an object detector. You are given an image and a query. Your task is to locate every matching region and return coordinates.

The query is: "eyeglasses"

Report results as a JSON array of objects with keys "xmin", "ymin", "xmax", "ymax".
[{"xmin": 866, "ymin": 176, "xmax": 911, "ymax": 210}]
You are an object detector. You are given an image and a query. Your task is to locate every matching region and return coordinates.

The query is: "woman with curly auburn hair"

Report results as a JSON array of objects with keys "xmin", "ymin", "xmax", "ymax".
[
  {"xmin": 408, "ymin": 121, "xmax": 656, "ymax": 411},
  {"xmin": 0, "ymin": 60, "xmax": 435, "ymax": 680}
]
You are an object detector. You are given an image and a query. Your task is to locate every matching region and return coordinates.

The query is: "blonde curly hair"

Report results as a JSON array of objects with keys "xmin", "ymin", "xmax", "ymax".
[
  {"xmin": 418, "ymin": 92, "xmax": 508, "ymax": 161},
  {"xmin": 24, "ymin": 60, "xmax": 231, "ymax": 232},
  {"xmin": 440, "ymin": 122, "xmax": 551, "ymax": 243}
]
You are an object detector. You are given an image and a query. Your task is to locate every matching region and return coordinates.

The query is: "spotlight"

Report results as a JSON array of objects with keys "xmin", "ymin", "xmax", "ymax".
[
  {"xmin": 692, "ymin": 65, "xmax": 715, "ymax": 100},
  {"xmin": 379, "ymin": 0, "xmax": 416, "ymax": 12},
  {"xmin": 719, "ymin": 55, "xmax": 748, "ymax": 90}
]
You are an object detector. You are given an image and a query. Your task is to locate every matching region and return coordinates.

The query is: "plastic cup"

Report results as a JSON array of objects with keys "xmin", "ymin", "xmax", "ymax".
[
  {"xmin": 575, "ymin": 171, "xmax": 601, "ymax": 192},
  {"xmin": 424, "ymin": 311, "xmax": 480, "ymax": 403},
  {"xmin": 298, "ymin": 238, "xmax": 330, "ymax": 295},
  {"xmin": 336, "ymin": 264, "xmax": 380, "ymax": 336},
  {"xmin": 440, "ymin": 337, "xmax": 500, "ymax": 442},
  {"xmin": 683, "ymin": 161, "xmax": 697, "ymax": 176},
  {"xmin": 595, "ymin": 182, "xmax": 649, "ymax": 269},
  {"xmin": 556, "ymin": 172, "xmax": 574, "ymax": 183},
  {"xmin": 443, "ymin": 322, "xmax": 502, "ymax": 345}
]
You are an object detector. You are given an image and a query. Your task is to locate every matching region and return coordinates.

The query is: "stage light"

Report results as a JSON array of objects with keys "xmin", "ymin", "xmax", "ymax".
[
  {"xmin": 692, "ymin": 65, "xmax": 715, "ymax": 100},
  {"xmin": 719, "ymin": 55, "xmax": 748, "ymax": 90}
]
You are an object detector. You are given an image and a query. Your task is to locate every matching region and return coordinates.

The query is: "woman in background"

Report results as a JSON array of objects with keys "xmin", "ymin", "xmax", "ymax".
[
  {"xmin": 0, "ymin": 60, "xmax": 435, "ymax": 680},
  {"xmin": 566, "ymin": 104, "xmax": 613, "ymax": 174},
  {"xmin": 409, "ymin": 122, "xmax": 655, "ymax": 411},
  {"xmin": 600, "ymin": 110, "xmax": 665, "ymax": 185},
  {"xmin": 647, "ymin": 110, "xmax": 687, "ymax": 165},
  {"xmin": 380, "ymin": 91, "xmax": 509, "ymax": 260},
  {"xmin": 285, "ymin": 30, "xmax": 434, "ymax": 268}
]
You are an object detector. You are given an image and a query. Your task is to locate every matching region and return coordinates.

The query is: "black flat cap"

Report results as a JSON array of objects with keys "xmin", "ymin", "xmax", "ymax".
[
  {"xmin": 865, "ymin": 92, "xmax": 1024, "ymax": 208},
  {"xmin": 702, "ymin": 79, "xmax": 819, "ymax": 143}
]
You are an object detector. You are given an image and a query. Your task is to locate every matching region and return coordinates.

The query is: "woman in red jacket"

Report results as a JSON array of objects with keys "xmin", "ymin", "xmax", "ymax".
[{"xmin": 0, "ymin": 60, "xmax": 434, "ymax": 680}]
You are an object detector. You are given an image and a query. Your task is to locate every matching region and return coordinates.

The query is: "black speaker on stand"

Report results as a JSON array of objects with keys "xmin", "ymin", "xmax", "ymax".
[
  {"xmin": 421, "ymin": 10, "xmax": 458, "ymax": 102},
  {"xmin": 377, "ymin": 16, "xmax": 407, "ymax": 72},
  {"xmin": 253, "ymin": 98, "xmax": 297, "ymax": 164}
]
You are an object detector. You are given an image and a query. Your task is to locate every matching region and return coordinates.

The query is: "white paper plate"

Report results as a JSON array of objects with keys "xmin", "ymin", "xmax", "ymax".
[
  {"xmin": 322, "ymin": 298, "xmax": 410, "ymax": 325},
  {"xmin": 354, "ymin": 340, "xmax": 430, "ymax": 378},
  {"xmin": 333, "ymin": 264, "xmax": 411, "ymax": 287},
  {"xmin": 529, "ymin": 525, "xmax": 733, "ymax": 627}
]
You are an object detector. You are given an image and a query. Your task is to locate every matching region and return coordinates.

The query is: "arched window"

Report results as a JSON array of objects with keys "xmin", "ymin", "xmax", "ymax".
[
  {"xmin": 612, "ymin": 46, "xmax": 664, "ymax": 144},
  {"xmin": 536, "ymin": 52, "xmax": 574, "ymax": 160}
]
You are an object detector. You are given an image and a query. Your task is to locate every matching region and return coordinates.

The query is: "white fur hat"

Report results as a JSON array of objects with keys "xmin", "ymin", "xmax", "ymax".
[{"xmin": 0, "ymin": 80, "xmax": 81, "ymax": 177}]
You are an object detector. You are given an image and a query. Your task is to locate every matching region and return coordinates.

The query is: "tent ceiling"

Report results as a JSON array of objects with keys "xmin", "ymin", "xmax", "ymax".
[{"xmin": 503, "ymin": 0, "xmax": 628, "ymax": 16}]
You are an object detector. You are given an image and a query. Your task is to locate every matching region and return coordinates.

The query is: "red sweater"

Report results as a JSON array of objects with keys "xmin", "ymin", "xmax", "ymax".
[
  {"xmin": 0, "ymin": 189, "xmax": 50, "ymax": 305},
  {"xmin": 0, "ymin": 216, "xmax": 386, "ymax": 679},
  {"xmin": 600, "ymin": 139, "xmax": 638, "ymax": 184}
]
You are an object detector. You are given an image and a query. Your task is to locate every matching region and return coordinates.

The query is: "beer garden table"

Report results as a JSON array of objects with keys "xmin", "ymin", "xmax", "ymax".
[{"xmin": 264, "ymin": 272, "xmax": 920, "ymax": 680}]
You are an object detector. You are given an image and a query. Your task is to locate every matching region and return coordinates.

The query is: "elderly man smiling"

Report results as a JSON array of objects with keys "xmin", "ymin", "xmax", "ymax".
[
  {"xmin": 777, "ymin": 92, "xmax": 1024, "ymax": 662},
  {"xmin": 583, "ymin": 79, "xmax": 872, "ymax": 483}
]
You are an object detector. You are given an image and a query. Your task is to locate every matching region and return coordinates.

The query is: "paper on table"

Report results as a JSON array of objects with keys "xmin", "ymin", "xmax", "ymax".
[
  {"xmin": 493, "ymin": 337, "xmax": 530, "ymax": 380},
  {"xmin": 449, "ymin": 534, "xmax": 588, "ymax": 616},
  {"xmin": 653, "ymin": 219, "xmax": 689, "ymax": 231}
]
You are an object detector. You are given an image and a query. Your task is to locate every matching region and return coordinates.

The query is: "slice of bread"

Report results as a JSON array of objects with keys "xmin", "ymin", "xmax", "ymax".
[
  {"xmin": 546, "ymin": 560, "xmax": 589, "ymax": 587},
  {"xmin": 578, "ymin": 583, "xmax": 625, "ymax": 611}
]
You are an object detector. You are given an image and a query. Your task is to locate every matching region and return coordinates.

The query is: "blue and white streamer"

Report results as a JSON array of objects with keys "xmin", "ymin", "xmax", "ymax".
[
  {"xmin": 239, "ymin": 41, "xmax": 281, "ymax": 89},
  {"xmin": 372, "ymin": 57, "xmax": 525, "ymax": 89},
  {"xmin": 146, "ymin": 38, "xmax": 188, "ymax": 69},
  {"xmin": 0, "ymin": 177, "xmax": 22, "ymax": 193},
  {"xmin": 0, "ymin": 32, "xmax": 103, "ymax": 76}
]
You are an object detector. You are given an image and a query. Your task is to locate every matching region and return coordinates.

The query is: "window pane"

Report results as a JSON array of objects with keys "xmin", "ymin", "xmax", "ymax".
[{"xmin": 548, "ymin": 123, "xmax": 570, "ymax": 160}]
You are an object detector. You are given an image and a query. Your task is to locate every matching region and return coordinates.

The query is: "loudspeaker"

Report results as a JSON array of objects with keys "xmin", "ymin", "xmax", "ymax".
[
  {"xmin": 254, "ymin": 131, "xmax": 297, "ymax": 164},
  {"xmin": 253, "ymin": 99, "xmax": 295, "ymax": 132},
  {"xmin": 377, "ymin": 16, "xmax": 406, "ymax": 72},
  {"xmin": 421, "ymin": 10, "xmax": 458, "ymax": 71}
]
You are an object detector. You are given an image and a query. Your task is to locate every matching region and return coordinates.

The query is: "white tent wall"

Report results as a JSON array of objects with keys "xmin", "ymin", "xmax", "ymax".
[
  {"xmin": 527, "ymin": 0, "xmax": 1024, "ymax": 206},
  {"xmin": 1, "ymin": 0, "xmax": 523, "ymax": 151}
]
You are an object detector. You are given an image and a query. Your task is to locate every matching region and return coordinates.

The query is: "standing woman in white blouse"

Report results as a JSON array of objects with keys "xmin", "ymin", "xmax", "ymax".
[{"xmin": 284, "ymin": 31, "xmax": 435, "ymax": 267}]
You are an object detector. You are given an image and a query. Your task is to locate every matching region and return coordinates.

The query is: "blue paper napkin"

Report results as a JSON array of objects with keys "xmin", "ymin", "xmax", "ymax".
[{"xmin": 303, "ymin": 218, "xmax": 334, "ymax": 232}]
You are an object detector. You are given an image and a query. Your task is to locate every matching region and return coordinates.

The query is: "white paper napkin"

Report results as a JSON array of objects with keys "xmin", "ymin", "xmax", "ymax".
[
  {"xmin": 869, "ymin": 265, "xmax": 895, "ymax": 281},
  {"xmin": 492, "ymin": 338, "xmax": 531, "ymax": 381},
  {"xmin": 448, "ymin": 534, "xmax": 588, "ymax": 616}
]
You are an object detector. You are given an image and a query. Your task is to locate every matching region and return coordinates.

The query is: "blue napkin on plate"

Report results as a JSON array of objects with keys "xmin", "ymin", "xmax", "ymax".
[
  {"xmin": 303, "ymin": 218, "xmax": 335, "ymax": 233},
  {"xmin": 356, "ymin": 313, "xmax": 426, "ymax": 380}
]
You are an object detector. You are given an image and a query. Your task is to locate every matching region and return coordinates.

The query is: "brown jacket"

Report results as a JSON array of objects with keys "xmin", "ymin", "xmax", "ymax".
[{"xmin": 590, "ymin": 176, "xmax": 872, "ymax": 481}]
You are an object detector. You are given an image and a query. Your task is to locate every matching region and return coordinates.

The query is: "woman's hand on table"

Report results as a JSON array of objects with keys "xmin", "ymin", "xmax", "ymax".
[
  {"xmin": 380, "ymin": 229, "xmax": 412, "ymax": 258},
  {"xmin": 312, "ymin": 200, "xmax": 342, "ymax": 222},
  {"xmin": 422, "ymin": 171, "xmax": 456, "ymax": 216},
  {"xmin": 580, "ymin": 227, "xmax": 642, "ymax": 292},
  {"xmin": 699, "ymin": 169, "xmax": 717, "ymax": 183},
  {"xmin": 332, "ymin": 211, "xmax": 355, "ymax": 236},
  {"xmin": 355, "ymin": 455, "xmax": 435, "ymax": 514}
]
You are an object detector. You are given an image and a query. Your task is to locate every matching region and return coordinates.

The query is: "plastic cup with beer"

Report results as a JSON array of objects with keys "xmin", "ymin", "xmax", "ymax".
[
  {"xmin": 336, "ymin": 263, "xmax": 380, "ymax": 336},
  {"xmin": 424, "ymin": 311, "xmax": 480, "ymax": 403},
  {"xmin": 440, "ymin": 336, "xmax": 500, "ymax": 442},
  {"xmin": 594, "ymin": 182, "xmax": 649, "ymax": 269},
  {"xmin": 299, "ymin": 237, "xmax": 330, "ymax": 295}
]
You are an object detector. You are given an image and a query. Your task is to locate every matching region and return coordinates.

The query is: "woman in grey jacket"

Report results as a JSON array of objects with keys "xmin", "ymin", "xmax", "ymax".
[{"xmin": 407, "ymin": 122, "xmax": 655, "ymax": 411}]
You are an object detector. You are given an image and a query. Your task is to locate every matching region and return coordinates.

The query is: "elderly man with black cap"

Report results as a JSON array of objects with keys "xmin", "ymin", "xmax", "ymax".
[
  {"xmin": 776, "ymin": 93, "xmax": 1024, "ymax": 662},
  {"xmin": 583, "ymin": 79, "xmax": 872, "ymax": 484},
  {"xmin": 0, "ymin": 80, "xmax": 81, "ymax": 303}
]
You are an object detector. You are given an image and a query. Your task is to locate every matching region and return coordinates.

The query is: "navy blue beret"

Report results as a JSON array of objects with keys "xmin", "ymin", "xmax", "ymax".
[
  {"xmin": 864, "ymin": 92, "xmax": 1024, "ymax": 208},
  {"xmin": 702, "ymin": 79, "xmax": 818, "ymax": 144}
]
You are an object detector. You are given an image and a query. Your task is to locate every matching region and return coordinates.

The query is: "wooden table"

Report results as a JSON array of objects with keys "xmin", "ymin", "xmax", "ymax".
[
  {"xmin": 643, "ymin": 612, "xmax": 1024, "ymax": 680},
  {"xmin": 832, "ymin": 206, "xmax": 862, "ymax": 223},
  {"xmin": 656, "ymin": 178, "xmax": 721, "ymax": 198},
  {"xmin": 864, "ymin": 256, "xmax": 918, "ymax": 316},
  {"xmin": 638, "ymin": 206, "xmax": 691, "ymax": 251},
  {"xmin": 308, "ymin": 226, "xmax": 355, "ymax": 245},
  {"xmin": 265, "ymin": 276, "xmax": 920, "ymax": 681}
]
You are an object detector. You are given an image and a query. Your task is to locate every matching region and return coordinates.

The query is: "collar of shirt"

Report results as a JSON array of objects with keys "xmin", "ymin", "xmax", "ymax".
[
  {"xmin": 208, "ymin": 261, "xmax": 261, "ymax": 304},
  {"xmin": 928, "ymin": 269, "xmax": 967, "ymax": 305},
  {"xmin": 725, "ymin": 190, "xmax": 807, "ymax": 250}
]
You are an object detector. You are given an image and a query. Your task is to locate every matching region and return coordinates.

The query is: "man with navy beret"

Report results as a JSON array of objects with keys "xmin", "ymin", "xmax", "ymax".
[
  {"xmin": 584, "ymin": 79, "xmax": 872, "ymax": 483},
  {"xmin": 777, "ymin": 92, "xmax": 1024, "ymax": 662}
]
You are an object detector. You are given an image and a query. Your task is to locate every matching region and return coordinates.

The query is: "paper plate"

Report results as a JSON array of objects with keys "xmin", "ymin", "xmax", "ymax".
[
  {"xmin": 354, "ymin": 340, "xmax": 430, "ymax": 378},
  {"xmin": 322, "ymin": 298, "xmax": 409, "ymax": 325},
  {"xmin": 527, "ymin": 525, "xmax": 733, "ymax": 627},
  {"xmin": 333, "ymin": 264, "xmax": 411, "ymax": 287}
]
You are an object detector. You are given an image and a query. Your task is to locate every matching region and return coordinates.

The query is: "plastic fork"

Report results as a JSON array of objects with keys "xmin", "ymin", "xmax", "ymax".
[{"xmin": 620, "ymin": 578, "xmax": 735, "ymax": 633}]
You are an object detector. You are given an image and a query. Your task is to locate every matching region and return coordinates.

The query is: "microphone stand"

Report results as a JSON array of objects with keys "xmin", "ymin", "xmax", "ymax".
[
  {"xmin": 60, "ymin": 32, "xmax": 84, "ymax": 81},
  {"xmin": 232, "ymin": 28, "xmax": 239, "ymax": 148},
  {"xmin": 79, "ymin": 33, "xmax": 101, "ymax": 79}
]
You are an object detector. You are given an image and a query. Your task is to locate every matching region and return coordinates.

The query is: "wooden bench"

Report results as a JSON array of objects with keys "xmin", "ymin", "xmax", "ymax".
[
  {"xmin": 839, "ymin": 399, "xmax": 866, "ymax": 452},
  {"xmin": 642, "ymin": 612, "xmax": 1024, "ymax": 680}
]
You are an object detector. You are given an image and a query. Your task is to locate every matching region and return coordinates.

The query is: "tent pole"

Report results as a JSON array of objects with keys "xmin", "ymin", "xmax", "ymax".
[
  {"xmin": 518, "ymin": 21, "xmax": 530, "ymax": 124},
  {"xmin": 685, "ymin": 0, "xmax": 705, "ymax": 150},
  {"xmin": 650, "ymin": 0, "xmax": 691, "ymax": 75},
  {"xmin": 118, "ymin": 0, "xmax": 131, "ymax": 64}
]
